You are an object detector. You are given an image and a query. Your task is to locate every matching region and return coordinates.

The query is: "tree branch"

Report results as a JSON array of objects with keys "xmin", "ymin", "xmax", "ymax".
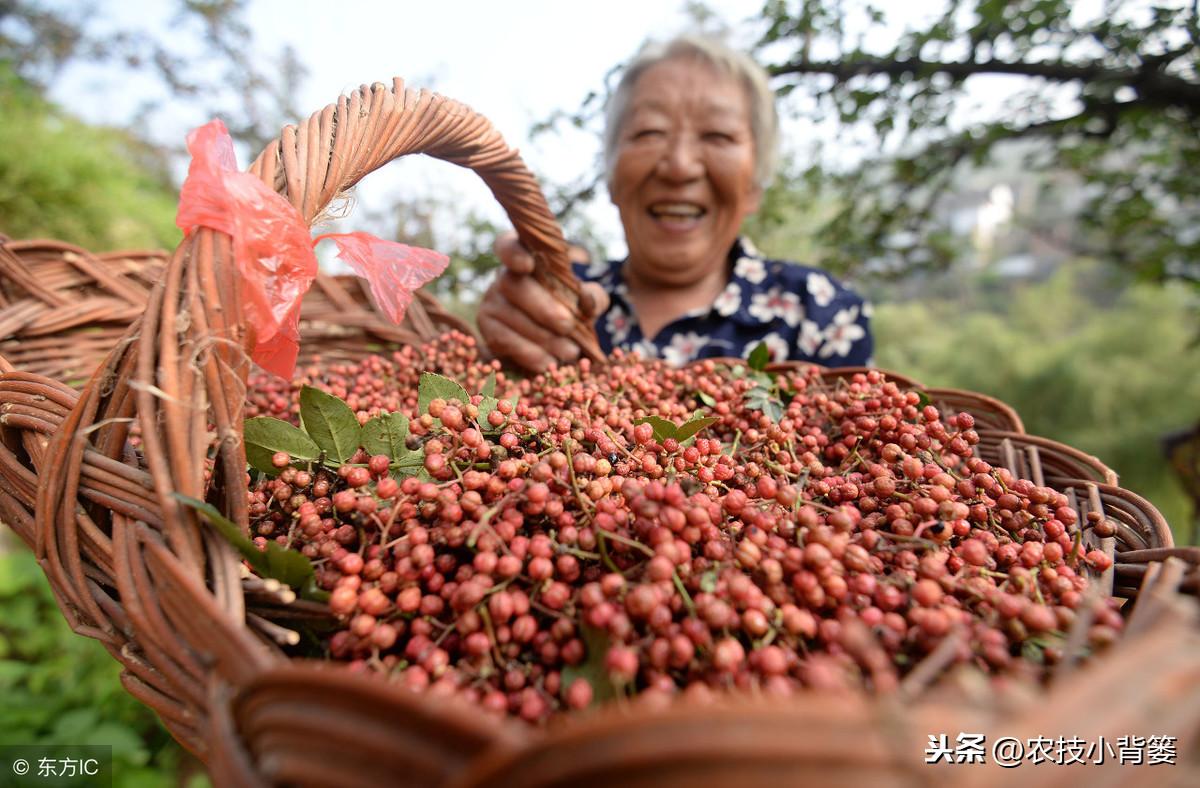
[
  {"xmin": 825, "ymin": 103, "xmax": 1124, "ymax": 276},
  {"xmin": 769, "ymin": 55, "xmax": 1200, "ymax": 113},
  {"xmin": 1191, "ymin": 0, "xmax": 1200, "ymax": 50}
]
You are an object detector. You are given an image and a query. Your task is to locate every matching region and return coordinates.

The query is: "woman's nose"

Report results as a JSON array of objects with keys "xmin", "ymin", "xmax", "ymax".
[{"xmin": 656, "ymin": 133, "xmax": 704, "ymax": 181}]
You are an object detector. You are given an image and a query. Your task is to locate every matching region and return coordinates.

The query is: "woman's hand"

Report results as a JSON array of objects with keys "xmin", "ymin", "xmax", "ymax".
[{"xmin": 477, "ymin": 232, "xmax": 609, "ymax": 373}]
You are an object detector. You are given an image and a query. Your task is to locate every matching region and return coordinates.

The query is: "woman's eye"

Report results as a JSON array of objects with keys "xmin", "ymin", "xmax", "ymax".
[
  {"xmin": 632, "ymin": 128, "xmax": 665, "ymax": 140},
  {"xmin": 703, "ymin": 131, "xmax": 736, "ymax": 143}
]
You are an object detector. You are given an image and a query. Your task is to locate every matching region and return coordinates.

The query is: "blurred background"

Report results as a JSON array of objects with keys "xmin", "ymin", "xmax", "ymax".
[{"xmin": 1, "ymin": 0, "xmax": 1197, "ymax": 784}]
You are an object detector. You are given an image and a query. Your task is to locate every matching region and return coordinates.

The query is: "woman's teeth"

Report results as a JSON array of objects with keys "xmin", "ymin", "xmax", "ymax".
[{"xmin": 650, "ymin": 203, "xmax": 704, "ymax": 219}]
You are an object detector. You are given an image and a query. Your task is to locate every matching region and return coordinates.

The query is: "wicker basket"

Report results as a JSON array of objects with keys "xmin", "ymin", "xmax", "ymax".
[
  {"xmin": 0, "ymin": 238, "xmax": 166, "ymax": 385},
  {"xmin": 1, "ymin": 81, "xmax": 1198, "ymax": 786},
  {"xmin": 295, "ymin": 275, "xmax": 476, "ymax": 367},
  {"xmin": 0, "ymin": 236, "xmax": 479, "ymax": 384},
  {"xmin": 975, "ymin": 430, "xmax": 1118, "ymax": 487},
  {"xmin": 0, "ymin": 79, "xmax": 598, "ymax": 783}
]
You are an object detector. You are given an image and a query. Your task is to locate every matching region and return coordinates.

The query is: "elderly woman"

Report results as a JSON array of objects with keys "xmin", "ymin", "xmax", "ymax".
[{"xmin": 477, "ymin": 34, "xmax": 873, "ymax": 372}]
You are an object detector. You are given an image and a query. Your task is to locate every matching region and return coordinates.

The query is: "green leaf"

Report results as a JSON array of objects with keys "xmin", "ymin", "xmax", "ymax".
[
  {"xmin": 696, "ymin": 390, "xmax": 716, "ymax": 407},
  {"xmin": 763, "ymin": 398, "xmax": 785, "ymax": 423},
  {"xmin": 559, "ymin": 625, "xmax": 618, "ymax": 708},
  {"xmin": 172, "ymin": 493, "xmax": 316, "ymax": 593},
  {"xmin": 481, "ymin": 370, "xmax": 497, "ymax": 398},
  {"xmin": 300, "ymin": 576, "xmax": 331, "ymax": 603},
  {"xmin": 389, "ymin": 450, "xmax": 429, "ymax": 481},
  {"xmin": 361, "ymin": 412, "xmax": 410, "ymax": 460},
  {"xmin": 243, "ymin": 417, "xmax": 322, "ymax": 474},
  {"xmin": 746, "ymin": 388, "xmax": 770, "ymax": 407},
  {"xmin": 299, "ymin": 386, "xmax": 361, "ymax": 462},
  {"xmin": 748, "ymin": 341, "xmax": 770, "ymax": 371},
  {"xmin": 675, "ymin": 416, "xmax": 719, "ymax": 443},
  {"xmin": 749, "ymin": 370, "xmax": 774, "ymax": 388},
  {"xmin": 417, "ymin": 372, "xmax": 470, "ymax": 414},
  {"xmin": 172, "ymin": 493, "xmax": 261, "ymax": 570},
  {"xmin": 477, "ymin": 396, "xmax": 501, "ymax": 429},
  {"xmin": 635, "ymin": 415, "xmax": 679, "ymax": 443},
  {"xmin": 262, "ymin": 542, "xmax": 318, "ymax": 591},
  {"xmin": 699, "ymin": 570, "xmax": 719, "ymax": 594},
  {"xmin": 915, "ymin": 389, "xmax": 932, "ymax": 409}
]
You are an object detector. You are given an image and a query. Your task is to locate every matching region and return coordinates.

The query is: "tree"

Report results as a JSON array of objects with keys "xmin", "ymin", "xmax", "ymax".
[
  {"xmin": 0, "ymin": 64, "xmax": 180, "ymax": 249},
  {"xmin": 753, "ymin": 0, "xmax": 1199, "ymax": 286},
  {"xmin": 1, "ymin": 0, "xmax": 308, "ymax": 155}
]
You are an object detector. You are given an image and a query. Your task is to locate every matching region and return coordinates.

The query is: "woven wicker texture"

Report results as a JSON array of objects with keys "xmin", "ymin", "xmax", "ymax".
[
  {"xmin": 294, "ymin": 274, "xmax": 474, "ymax": 367},
  {"xmin": 975, "ymin": 430, "xmax": 1118, "ymax": 487},
  {"xmin": 0, "ymin": 237, "xmax": 166, "ymax": 384},
  {"xmin": 0, "ymin": 236, "xmax": 480, "ymax": 385},
  {"xmin": 975, "ymin": 434, "xmax": 1164, "ymax": 598}
]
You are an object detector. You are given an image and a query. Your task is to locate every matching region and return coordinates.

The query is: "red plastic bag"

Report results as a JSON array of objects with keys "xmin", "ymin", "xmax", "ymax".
[
  {"xmin": 176, "ymin": 120, "xmax": 449, "ymax": 379},
  {"xmin": 314, "ymin": 232, "xmax": 449, "ymax": 324},
  {"xmin": 177, "ymin": 120, "xmax": 318, "ymax": 378}
]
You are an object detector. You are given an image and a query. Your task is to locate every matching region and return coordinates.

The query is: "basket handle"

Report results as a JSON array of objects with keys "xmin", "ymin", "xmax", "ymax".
[
  {"xmin": 249, "ymin": 78, "xmax": 601, "ymax": 360},
  {"xmin": 35, "ymin": 80, "xmax": 603, "ymax": 656}
]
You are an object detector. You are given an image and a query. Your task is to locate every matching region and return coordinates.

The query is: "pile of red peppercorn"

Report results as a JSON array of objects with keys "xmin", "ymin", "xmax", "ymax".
[{"xmin": 237, "ymin": 331, "xmax": 1122, "ymax": 724}]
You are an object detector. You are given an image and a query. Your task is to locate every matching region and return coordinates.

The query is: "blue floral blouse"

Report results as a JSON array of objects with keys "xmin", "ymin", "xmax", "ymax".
[{"xmin": 572, "ymin": 238, "xmax": 874, "ymax": 367}]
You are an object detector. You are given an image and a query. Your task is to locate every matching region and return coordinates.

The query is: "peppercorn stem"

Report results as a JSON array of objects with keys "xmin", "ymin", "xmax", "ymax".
[
  {"xmin": 594, "ymin": 527, "xmax": 655, "ymax": 558},
  {"xmin": 596, "ymin": 531, "xmax": 621, "ymax": 574},
  {"xmin": 672, "ymin": 571, "xmax": 696, "ymax": 617}
]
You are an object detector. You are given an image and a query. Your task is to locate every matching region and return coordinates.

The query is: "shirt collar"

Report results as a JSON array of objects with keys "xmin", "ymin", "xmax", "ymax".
[{"xmin": 601, "ymin": 238, "xmax": 769, "ymax": 326}]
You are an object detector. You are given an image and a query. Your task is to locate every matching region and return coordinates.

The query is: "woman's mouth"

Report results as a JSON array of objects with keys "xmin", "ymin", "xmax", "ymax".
[{"xmin": 648, "ymin": 202, "xmax": 706, "ymax": 229}]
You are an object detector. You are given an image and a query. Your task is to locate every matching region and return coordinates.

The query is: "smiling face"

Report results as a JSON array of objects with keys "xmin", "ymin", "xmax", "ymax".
[{"xmin": 610, "ymin": 56, "xmax": 762, "ymax": 290}]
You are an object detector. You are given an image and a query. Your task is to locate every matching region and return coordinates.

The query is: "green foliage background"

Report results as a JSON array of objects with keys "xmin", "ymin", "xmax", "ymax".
[
  {"xmin": 0, "ymin": 550, "xmax": 207, "ymax": 787},
  {"xmin": 0, "ymin": 65, "xmax": 181, "ymax": 251}
]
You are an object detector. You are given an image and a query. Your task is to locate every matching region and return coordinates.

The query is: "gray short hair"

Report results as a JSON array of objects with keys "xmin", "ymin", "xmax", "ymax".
[{"xmin": 603, "ymin": 34, "xmax": 779, "ymax": 190}]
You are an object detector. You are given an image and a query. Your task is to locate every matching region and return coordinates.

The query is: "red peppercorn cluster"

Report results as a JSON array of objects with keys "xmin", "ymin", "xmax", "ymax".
[
  {"xmin": 242, "ymin": 342, "xmax": 1124, "ymax": 724},
  {"xmin": 246, "ymin": 331, "xmax": 503, "ymax": 425}
]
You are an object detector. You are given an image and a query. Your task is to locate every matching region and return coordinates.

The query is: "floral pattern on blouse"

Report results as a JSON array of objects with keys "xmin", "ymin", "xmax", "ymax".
[{"xmin": 573, "ymin": 238, "xmax": 873, "ymax": 367}]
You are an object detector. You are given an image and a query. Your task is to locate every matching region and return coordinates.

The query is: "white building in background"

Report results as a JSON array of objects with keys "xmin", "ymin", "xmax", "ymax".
[{"xmin": 972, "ymin": 183, "xmax": 1015, "ymax": 261}]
